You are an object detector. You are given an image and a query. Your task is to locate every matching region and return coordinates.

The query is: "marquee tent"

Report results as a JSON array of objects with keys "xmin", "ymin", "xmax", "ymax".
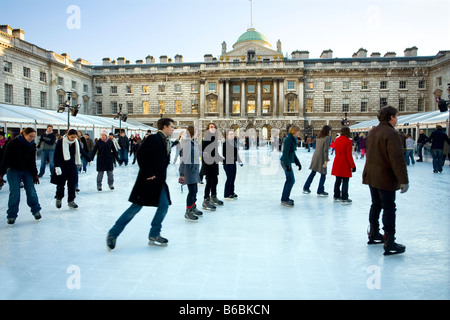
[{"xmin": 0, "ymin": 103, "xmax": 156, "ymax": 138}]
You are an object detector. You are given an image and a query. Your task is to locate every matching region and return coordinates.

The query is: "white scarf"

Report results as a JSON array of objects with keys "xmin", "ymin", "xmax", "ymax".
[{"xmin": 63, "ymin": 135, "xmax": 82, "ymax": 165}]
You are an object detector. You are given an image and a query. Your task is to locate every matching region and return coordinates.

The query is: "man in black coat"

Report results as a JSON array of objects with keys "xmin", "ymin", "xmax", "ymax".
[
  {"xmin": 420, "ymin": 125, "xmax": 450, "ymax": 173},
  {"xmin": 416, "ymin": 130, "xmax": 428, "ymax": 162},
  {"xmin": 106, "ymin": 118, "xmax": 174, "ymax": 249}
]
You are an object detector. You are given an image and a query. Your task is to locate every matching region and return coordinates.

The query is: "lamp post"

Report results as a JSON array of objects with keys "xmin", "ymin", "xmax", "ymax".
[
  {"xmin": 114, "ymin": 103, "xmax": 128, "ymax": 134},
  {"xmin": 57, "ymin": 92, "xmax": 80, "ymax": 131}
]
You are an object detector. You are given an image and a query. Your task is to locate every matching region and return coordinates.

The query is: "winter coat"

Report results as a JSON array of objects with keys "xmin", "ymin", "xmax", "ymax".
[
  {"xmin": 222, "ymin": 138, "xmax": 242, "ymax": 165},
  {"xmin": 331, "ymin": 135, "xmax": 355, "ymax": 178},
  {"xmin": 309, "ymin": 136, "xmax": 330, "ymax": 175},
  {"xmin": 118, "ymin": 135, "xmax": 129, "ymax": 150},
  {"xmin": 128, "ymin": 131, "xmax": 172, "ymax": 207},
  {"xmin": 51, "ymin": 139, "xmax": 79, "ymax": 186},
  {"xmin": 179, "ymin": 139, "xmax": 201, "ymax": 185},
  {"xmin": 359, "ymin": 137, "xmax": 367, "ymax": 149},
  {"xmin": 202, "ymin": 132, "xmax": 222, "ymax": 176},
  {"xmin": 362, "ymin": 122, "xmax": 408, "ymax": 191},
  {"xmin": 91, "ymin": 139, "xmax": 118, "ymax": 172},
  {"xmin": 417, "ymin": 133, "xmax": 428, "ymax": 144},
  {"xmin": 0, "ymin": 135, "xmax": 38, "ymax": 176},
  {"xmin": 39, "ymin": 132, "xmax": 56, "ymax": 151},
  {"xmin": 422, "ymin": 129, "xmax": 450, "ymax": 151},
  {"xmin": 280, "ymin": 133, "xmax": 301, "ymax": 168}
]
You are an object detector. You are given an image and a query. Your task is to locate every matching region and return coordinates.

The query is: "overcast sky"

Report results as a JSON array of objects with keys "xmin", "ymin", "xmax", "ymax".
[{"xmin": 1, "ymin": 0, "xmax": 449, "ymax": 65}]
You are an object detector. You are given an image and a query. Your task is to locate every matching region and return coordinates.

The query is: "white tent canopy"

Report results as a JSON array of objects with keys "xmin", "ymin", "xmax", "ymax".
[
  {"xmin": 0, "ymin": 103, "xmax": 156, "ymax": 138},
  {"xmin": 350, "ymin": 110, "xmax": 449, "ymax": 132}
]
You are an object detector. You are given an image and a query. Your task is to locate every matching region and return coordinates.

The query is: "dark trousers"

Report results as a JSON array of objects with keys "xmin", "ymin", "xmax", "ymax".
[
  {"xmin": 368, "ymin": 185, "xmax": 396, "ymax": 234},
  {"xmin": 56, "ymin": 166, "xmax": 78, "ymax": 202},
  {"xmin": 333, "ymin": 176, "xmax": 349, "ymax": 200},
  {"xmin": 204, "ymin": 173, "xmax": 218, "ymax": 199},
  {"xmin": 186, "ymin": 183, "xmax": 198, "ymax": 207},
  {"xmin": 223, "ymin": 164, "xmax": 237, "ymax": 197}
]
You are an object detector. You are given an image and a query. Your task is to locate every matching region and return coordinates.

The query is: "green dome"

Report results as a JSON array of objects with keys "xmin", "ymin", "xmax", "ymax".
[{"xmin": 233, "ymin": 28, "xmax": 271, "ymax": 48}]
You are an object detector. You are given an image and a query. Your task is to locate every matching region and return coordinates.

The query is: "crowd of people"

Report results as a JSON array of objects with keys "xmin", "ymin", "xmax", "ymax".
[{"xmin": 1, "ymin": 106, "xmax": 449, "ymax": 256}]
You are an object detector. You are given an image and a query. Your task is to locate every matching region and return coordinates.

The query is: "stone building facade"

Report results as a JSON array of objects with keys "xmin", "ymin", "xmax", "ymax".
[{"xmin": 2, "ymin": 24, "xmax": 449, "ymax": 139}]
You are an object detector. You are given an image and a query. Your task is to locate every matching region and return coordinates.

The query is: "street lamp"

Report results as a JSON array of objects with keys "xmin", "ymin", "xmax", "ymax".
[
  {"xmin": 57, "ymin": 92, "xmax": 80, "ymax": 131},
  {"xmin": 114, "ymin": 103, "xmax": 128, "ymax": 132}
]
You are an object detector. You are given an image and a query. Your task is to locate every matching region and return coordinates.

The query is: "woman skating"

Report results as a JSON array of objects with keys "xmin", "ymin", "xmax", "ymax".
[
  {"xmin": 0, "ymin": 128, "xmax": 42, "ymax": 224},
  {"xmin": 280, "ymin": 125, "xmax": 302, "ymax": 207},
  {"xmin": 223, "ymin": 129, "xmax": 243, "ymax": 200},
  {"xmin": 91, "ymin": 129, "xmax": 119, "ymax": 191},
  {"xmin": 303, "ymin": 125, "xmax": 331, "ymax": 197}
]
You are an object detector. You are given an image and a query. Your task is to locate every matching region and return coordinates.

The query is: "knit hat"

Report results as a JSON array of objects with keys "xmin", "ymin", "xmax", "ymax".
[{"xmin": 101, "ymin": 129, "xmax": 109, "ymax": 136}]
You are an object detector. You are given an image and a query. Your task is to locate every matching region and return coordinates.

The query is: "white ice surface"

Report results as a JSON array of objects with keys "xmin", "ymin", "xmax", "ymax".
[{"xmin": 0, "ymin": 146, "xmax": 449, "ymax": 300}]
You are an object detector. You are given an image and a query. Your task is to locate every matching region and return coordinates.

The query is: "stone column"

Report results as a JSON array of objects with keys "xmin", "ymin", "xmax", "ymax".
[
  {"xmin": 200, "ymin": 78, "xmax": 206, "ymax": 118},
  {"xmin": 257, "ymin": 78, "xmax": 262, "ymax": 117},
  {"xmin": 225, "ymin": 79, "xmax": 230, "ymax": 118},
  {"xmin": 273, "ymin": 78, "xmax": 278, "ymax": 117},
  {"xmin": 241, "ymin": 79, "xmax": 246, "ymax": 118},
  {"xmin": 218, "ymin": 79, "xmax": 224, "ymax": 118},
  {"xmin": 279, "ymin": 78, "xmax": 284, "ymax": 117},
  {"xmin": 298, "ymin": 76, "xmax": 304, "ymax": 117}
]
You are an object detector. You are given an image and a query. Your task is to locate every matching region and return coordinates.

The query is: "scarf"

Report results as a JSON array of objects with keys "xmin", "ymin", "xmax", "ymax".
[
  {"xmin": 0, "ymin": 138, "xmax": 6, "ymax": 147},
  {"xmin": 63, "ymin": 135, "xmax": 82, "ymax": 165},
  {"xmin": 157, "ymin": 130, "xmax": 170, "ymax": 155}
]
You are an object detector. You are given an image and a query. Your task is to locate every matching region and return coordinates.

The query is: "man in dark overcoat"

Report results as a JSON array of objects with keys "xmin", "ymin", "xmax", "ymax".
[
  {"xmin": 362, "ymin": 106, "xmax": 409, "ymax": 255},
  {"xmin": 106, "ymin": 118, "xmax": 174, "ymax": 249}
]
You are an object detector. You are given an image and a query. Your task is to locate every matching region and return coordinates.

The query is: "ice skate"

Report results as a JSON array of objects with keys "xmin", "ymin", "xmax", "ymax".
[
  {"xmin": 281, "ymin": 199, "xmax": 294, "ymax": 208},
  {"xmin": 56, "ymin": 198, "xmax": 62, "ymax": 209},
  {"xmin": 148, "ymin": 235, "xmax": 168, "ymax": 247},
  {"xmin": 185, "ymin": 208, "xmax": 199, "ymax": 222},
  {"xmin": 340, "ymin": 198, "xmax": 352, "ymax": 205},
  {"xmin": 106, "ymin": 233, "xmax": 116, "ymax": 250},
  {"xmin": 202, "ymin": 198, "xmax": 216, "ymax": 211},
  {"xmin": 383, "ymin": 233, "xmax": 405, "ymax": 255},
  {"xmin": 192, "ymin": 204, "xmax": 203, "ymax": 217},
  {"xmin": 303, "ymin": 189, "xmax": 311, "ymax": 194},
  {"xmin": 367, "ymin": 225, "xmax": 384, "ymax": 244},
  {"xmin": 211, "ymin": 195, "xmax": 224, "ymax": 206},
  {"xmin": 33, "ymin": 211, "xmax": 42, "ymax": 221},
  {"xmin": 7, "ymin": 217, "xmax": 16, "ymax": 225},
  {"xmin": 68, "ymin": 201, "xmax": 78, "ymax": 209},
  {"xmin": 317, "ymin": 192, "xmax": 329, "ymax": 197}
]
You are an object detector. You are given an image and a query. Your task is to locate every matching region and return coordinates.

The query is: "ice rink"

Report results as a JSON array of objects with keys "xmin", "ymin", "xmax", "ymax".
[{"xmin": 0, "ymin": 145, "xmax": 449, "ymax": 300}]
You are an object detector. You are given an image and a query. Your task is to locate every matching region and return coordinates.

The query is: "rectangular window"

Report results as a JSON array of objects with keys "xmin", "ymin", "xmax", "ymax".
[
  {"xmin": 418, "ymin": 98, "xmax": 425, "ymax": 112},
  {"xmin": 4, "ymin": 84, "xmax": 13, "ymax": 103},
  {"xmin": 263, "ymin": 84, "xmax": 270, "ymax": 93},
  {"xmin": 233, "ymin": 85, "xmax": 240, "ymax": 94},
  {"xmin": 232, "ymin": 100, "xmax": 240, "ymax": 114},
  {"xmin": 4, "ymin": 61, "xmax": 12, "ymax": 73},
  {"xmin": 58, "ymin": 94, "xmax": 64, "ymax": 106},
  {"xmin": 324, "ymin": 98, "xmax": 331, "ymax": 112},
  {"xmin": 360, "ymin": 98, "xmax": 368, "ymax": 112},
  {"xmin": 142, "ymin": 85, "xmax": 149, "ymax": 94},
  {"xmin": 83, "ymin": 84, "xmax": 88, "ymax": 92},
  {"xmin": 247, "ymin": 85, "xmax": 255, "ymax": 94},
  {"xmin": 96, "ymin": 87, "xmax": 102, "ymax": 94},
  {"xmin": 418, "ymin": 80, "xmax": 425, "ymax": 89},
  {"xmin": 191, "ymin": 100, "xmax": 199, "ymax": 114},
  {"xmin": 208, "ymin": 99, "xmax": 217, "ymax": 112},
  {"xmin": 111, "ymin": 102, "xmax": 118, "ymax": 114},
  {"xmin": 96, "ymin": 102, "xmax": 103, "ymax": 115},
  {"xmin": 159, "ymin": 100, "xmax": 165, "ymax": 114},
  {"xmin": 175, "ymin": 100, "xmax": 182, "ymax": 114},
  {"xmin": 399, "ymin": 98, "xmax": 405, "ymax": 112},
  {"xmin": 72, "ymin": 80, "xmax": 77, "ymax": 90},
  {"xmin": 208, "ymin": 82, "xmax": 216, "ymax": 92},
  {"xmin": 24, "ymin": 88, "xmax": 31, "ymax": 106},
  {"xmin": 174, "ymin": 84, "xmax": 182, "ymax": 93},
  {"xmin": 127, "ymin": 102, "xmax": 133, "ymax": 114},
  {"xmin": 111, "ymin": 86, "xmax": 118, "ymax": 94},
  {"xmin": 361, "ymin": 81, "xmax": 369, "ymax": 90},
  {"xmin": 343, "ymin": 81, "xmax": 350, "ymax": 90},
  {"xmin": 158, "ymin": 85, "xmax": 165, "ymax": 93},
  {"xmin": 143, "ymin": 101, "xmax": 150, "ymax": 114},
  {"xmin": 126, "ymin": 85, "xmax": 133, "ymax": 94},
  {"xmin": 23, "ymin": 67, "xmax": 31, "ymax": 78},
  {"xmin": 380, "ymin": 81, "xmax": 387, "ymax": 90},
  {"xmin": 324, "ymin": 82, "xmax": 332, "ymax": 91},
  {"xmin": 307, "ymin": 81, "xmax": 314, "ymax": 90},
  {"xmin": 305, "ymin": 98, "xmax": 313, "ymax": 112},
  {"xmin": 342, "ymin": 98, "xmax": 350, "ymax": 113},
  {"xmin": 58, "ymin": 77, "xmax": 64, "ymax": 86},
  {"xmin": 40, "ymin": 71, "xmax": 47, "ymax": 83},
  {"xmin": 399, "ymin": 81, "xmax": 406, "ymax": 89},
  {"xmin": 191, "ymin": 84, "xmax": 199, "ymax": 92},
  {"xmin": 262, "ymin": 100, "xmax": 270, "ymax": 113},
  {"xmin": 40, "ymin": 91, "xmax": 47, "ymax": 108},
  {"xmin": 287, "ymin": 81, "xmax": 295, "ymax": 90},
  {"xmin": 380, "ymin": 97, "xmax": 387, "ymax": 109},
  {"xmin": 247, "ymin": 100, "xmax": 256, "ymax": 113},
  {"xmin": 287, "ymin": 98, "xmax": 295, "ymax": 112}
]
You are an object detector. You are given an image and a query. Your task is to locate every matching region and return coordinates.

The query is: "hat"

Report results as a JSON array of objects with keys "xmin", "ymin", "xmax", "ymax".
[{"xmin": 101, "ymin": 129, "xmax": 109, "ymax": 136}]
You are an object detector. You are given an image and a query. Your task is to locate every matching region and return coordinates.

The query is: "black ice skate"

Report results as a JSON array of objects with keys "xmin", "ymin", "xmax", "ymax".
[
  {"xmin": 106, "ymin": 233, "xmax": 116, "ymax": 250},
  {"xmin": 383, "ymin": 233, "xmax": 406, "ymax": 255},
  {"xmin": 148, "ymin": 235, "xmax": 168, "ymax": 247},
  {"xmin": 185, "ymin": 208, "xmax": 199, "ymax": 222},
  {"xmin": 367, "ymin": 225, "xmax": 384, "ymax": 244},
  {"xmin": 68, "ymin": 201, "xmax": 78, "ymax": 209},
  {"xmin": 192, "ymin": 204, "xmax": 203, "ymax": 217},
  {"xmin": 202, "ymin": 198, "xmax": 216, "ymax": 211},
  {"xmin": 211, "ymin": 195, "xmax": 224, "ymax": 206}
]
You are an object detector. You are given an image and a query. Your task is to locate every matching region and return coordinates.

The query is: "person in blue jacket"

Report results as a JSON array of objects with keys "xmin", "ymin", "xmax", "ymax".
[{"xmin": 280, "ymin": 125, "xmax": 302, "ymax": 207}]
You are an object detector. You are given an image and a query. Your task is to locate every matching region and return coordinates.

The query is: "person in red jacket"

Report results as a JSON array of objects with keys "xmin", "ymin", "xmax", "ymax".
[{"xmin": 331, "ymin": 127, "xmax": 356, "ymax": 204}]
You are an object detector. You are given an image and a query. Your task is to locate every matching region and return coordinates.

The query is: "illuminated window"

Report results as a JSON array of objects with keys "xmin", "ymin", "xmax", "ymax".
[
  {"xmin": 262, "ymin": 100, "xmax": 270, "ymax": 113},
  {"xmin": 232, "ymin": 100, "xmax": 240, "ymax": 114},
  {"xmin": 142, "ymin": 101, "xmax": 149, "ymax": 114},
  {"xmin": 247, "ymin": 100, "xmax": 256, "ymax": 113},
  {"xmin": 175, "ymin": 100, "xmax": 182, "ymax": 114},
  {"xmin": 159, "ymin": 100, "xmax": 165, "ymax": 114}
]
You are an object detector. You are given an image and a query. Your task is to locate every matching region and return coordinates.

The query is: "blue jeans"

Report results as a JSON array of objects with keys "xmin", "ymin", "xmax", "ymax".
[
  {"xmin": 119, "ymin": 149, "xmax": 128, "ymax": 165},
  {"xmin": 303, "ymin": 170, "xmax": 326, "ymax": 194},
  {"xmin": 6, "ymin": 169, "xmax": 41, "ymax": 219},
  {"xmin": 39, "ymin": 149, "xmax": 55, "ymax": 176},
  {"xmin": 108, "ymin": 186, "xmax": 170, "ymax": 238},
  {"xmin": 431, "ymin": 149, "xmax": 443, "ymax": 172},
  {"xmin": 405, "ymin": 149, "xmax": 415, "ymax": 165},
  {"xmin": 281, "ymin": 161, "xmax": 295, "ymax": 201}
]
